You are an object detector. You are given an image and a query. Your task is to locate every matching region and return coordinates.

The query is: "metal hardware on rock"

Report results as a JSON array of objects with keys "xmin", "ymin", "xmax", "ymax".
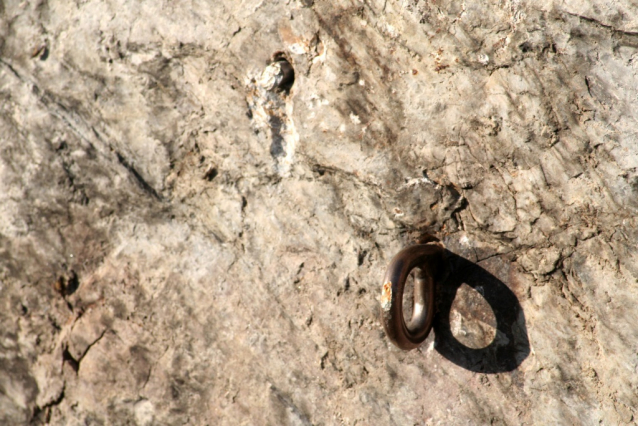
[{"xmin": 380, "ymin": 241, "xmax": 446, "ymax": 350}]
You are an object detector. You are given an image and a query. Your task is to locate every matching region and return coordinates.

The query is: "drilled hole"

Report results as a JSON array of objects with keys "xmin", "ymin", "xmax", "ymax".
[{"xmin": 272, "ymin": 55, "xmax": 294, "ymax": 93}]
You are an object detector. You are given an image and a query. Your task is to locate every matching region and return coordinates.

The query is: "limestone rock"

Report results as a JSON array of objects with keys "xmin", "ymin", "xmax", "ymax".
[{"xmin": 1, "ymin": 0, "xmax": 638, "ymax": 425}]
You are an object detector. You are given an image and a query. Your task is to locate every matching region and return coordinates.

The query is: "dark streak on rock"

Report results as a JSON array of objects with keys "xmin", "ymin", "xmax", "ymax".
[
  {"xmin": 115, "ymin": 151, "xmax": 162, "ymax": 201},
  {"xmin": 269, "ymin": 384, "xmax": 312, "ymax": 426}
]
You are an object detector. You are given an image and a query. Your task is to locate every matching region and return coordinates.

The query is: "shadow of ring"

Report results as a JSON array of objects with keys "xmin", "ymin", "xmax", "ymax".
[{"xmin": 433, "ymin": 253, "xmax": 530, "ymax": 373}]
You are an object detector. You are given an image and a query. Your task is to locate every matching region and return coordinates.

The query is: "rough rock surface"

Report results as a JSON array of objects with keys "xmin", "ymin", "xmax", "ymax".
[{"xmin": 1, "ymin": 0, "xmax": 638, "ymax": 425}]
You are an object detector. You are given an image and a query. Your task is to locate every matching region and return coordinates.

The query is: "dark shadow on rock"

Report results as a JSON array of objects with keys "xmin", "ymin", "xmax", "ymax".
[{"xmin": 433, "ymin": 252, "xmax": 530, "ymax": 373}]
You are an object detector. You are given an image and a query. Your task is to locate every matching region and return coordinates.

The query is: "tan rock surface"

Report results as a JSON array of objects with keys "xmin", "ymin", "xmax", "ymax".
[{"xmin": 1, "ymin": 1, "xmax": 637, "ymax": 424}]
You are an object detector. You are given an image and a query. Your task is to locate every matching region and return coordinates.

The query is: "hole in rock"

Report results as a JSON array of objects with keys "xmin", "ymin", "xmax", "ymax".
[
  {"xmin": 203, "ymin": 167, "xmax": 218, "ymax": 181},
  {"xmin": 272, "ymin": 54, "xmax": 294, "ymax": 93}
]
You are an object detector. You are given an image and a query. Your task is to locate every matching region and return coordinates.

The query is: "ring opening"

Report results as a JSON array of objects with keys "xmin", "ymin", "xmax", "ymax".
[{"xmin": 402, "ymin": 267, "xmax": 429, "ymax": 333}]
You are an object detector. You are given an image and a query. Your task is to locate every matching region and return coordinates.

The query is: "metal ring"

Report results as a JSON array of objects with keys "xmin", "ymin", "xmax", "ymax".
[{"xmin": 380, "ymin": 242, "xmax": 446, "ymax": 350}]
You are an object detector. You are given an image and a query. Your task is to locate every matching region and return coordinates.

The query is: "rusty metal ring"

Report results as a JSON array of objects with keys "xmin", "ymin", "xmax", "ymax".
[{"xmin": 380, "ymin": 242, "xmax": 446, "ymax": 350}]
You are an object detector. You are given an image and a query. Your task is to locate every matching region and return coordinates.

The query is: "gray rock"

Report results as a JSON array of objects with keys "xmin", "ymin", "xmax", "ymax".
[{"xmin": 1, "ymin": 0, "xmax": 637, "ymax": 424}]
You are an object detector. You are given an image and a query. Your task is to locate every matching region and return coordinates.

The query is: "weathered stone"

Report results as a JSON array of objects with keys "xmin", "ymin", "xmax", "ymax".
[{"xmin": 1, "ymin": 0, "xmax": 638, "ymax": 425}]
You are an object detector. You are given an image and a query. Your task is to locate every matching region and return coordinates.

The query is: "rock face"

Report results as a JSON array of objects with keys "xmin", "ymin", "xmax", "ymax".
[{"xmin": 1, "ymin": 0, "xmax": 638, "ymax": 424}]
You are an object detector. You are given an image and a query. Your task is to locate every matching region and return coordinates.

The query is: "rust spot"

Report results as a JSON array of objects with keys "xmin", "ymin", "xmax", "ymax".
[
  {"xmin": 492, "ymin": 37, "xmax": 507, "ymax": 50},
  {"xmin": 412, "ymin": 69, "xmax": 418, "ymax": 75},
  {"xmin": 434, "ymin": 63, "xmax": 449, "ymax": 73},
  {"xmin": 381, "ymin": 281, "xmax": 392, "ymax": 309},
  {"xmin": 278, "ymin": 25, "xmax": 297, "ymax": 46}
]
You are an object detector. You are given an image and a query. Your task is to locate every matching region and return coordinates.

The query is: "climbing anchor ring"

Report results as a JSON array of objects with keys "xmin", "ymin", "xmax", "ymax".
[{"xmin": 380, "ymin": 241, "xmax": 446, "ymax": 350}]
